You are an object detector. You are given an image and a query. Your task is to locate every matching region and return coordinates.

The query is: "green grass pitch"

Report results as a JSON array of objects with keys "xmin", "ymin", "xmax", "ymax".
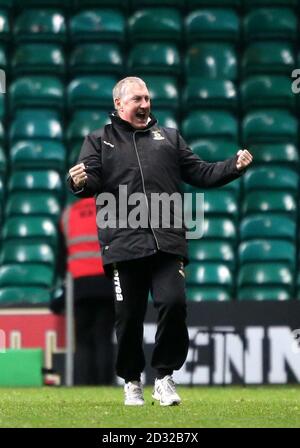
[{"xmin": 0, "ymin": 386, "xmax": 299, "ymax": 428}]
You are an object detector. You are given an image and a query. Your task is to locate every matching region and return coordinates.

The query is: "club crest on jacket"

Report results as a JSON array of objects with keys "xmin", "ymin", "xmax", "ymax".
[{"xmin": 152, "ymin": 130, "xmax": 165, "ymax": 141}]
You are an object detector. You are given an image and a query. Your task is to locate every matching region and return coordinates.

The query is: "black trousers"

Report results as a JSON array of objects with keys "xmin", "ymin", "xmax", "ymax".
[{"xmin": 112, "ymin": 252, "xmax": 189, "ymax": 381}]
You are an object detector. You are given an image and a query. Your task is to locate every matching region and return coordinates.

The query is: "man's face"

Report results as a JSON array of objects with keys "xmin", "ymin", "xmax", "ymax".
[{"xmin": 115, "ymin": 83, "xmax": 151, "ymax": 129}]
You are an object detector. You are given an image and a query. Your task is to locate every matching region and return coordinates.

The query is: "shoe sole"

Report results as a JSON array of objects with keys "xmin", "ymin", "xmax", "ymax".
[
  {"xmin": 152, "ymin": 393, "xmax": 181, "ymax": 406},
  {"xmin": 124, "ymin": 401, "xmax": 145, "ymax": 406}
]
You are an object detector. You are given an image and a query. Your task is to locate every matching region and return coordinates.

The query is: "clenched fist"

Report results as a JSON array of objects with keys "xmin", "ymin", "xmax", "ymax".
[
  {"xmin": 69, "ymin": 163, "xmax": 88, "ymax": 189},
  {"xmin": 236, "ymin": 149, "xmax": 253, "ymax": 171}
]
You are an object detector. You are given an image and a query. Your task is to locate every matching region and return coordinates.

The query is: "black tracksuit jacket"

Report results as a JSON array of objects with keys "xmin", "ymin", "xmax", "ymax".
[{"xmin": 68, "ymin": 112, "xmax": 243, "ymax": 273}]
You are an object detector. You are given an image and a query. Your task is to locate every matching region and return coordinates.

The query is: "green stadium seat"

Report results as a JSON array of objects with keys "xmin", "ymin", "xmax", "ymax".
[
  {"xmin": 186, "ymin": 262, "xmax": 233, "ymax": 293},
  {"xmin": 0, "ymin": 241, "xmax": 55, "ymax": 265},
  {"xmin": 2, "ymin": 216, "xmax": 58, "ymax": 250},
  {"xmin": 190, "ymin": 139, "xmax": 237, "ymax": 162},
  {"xmin": 182, "ymin": 111, "xmax": 238, "ymax": 143},
  {"xmin": 0, "ymin": 145, "xmax": 6, "ymax": 175},
  {"xmin": 243, "ymin": 166, "xmax": 298, "ymax": 191},
  {"xmin": 67, "ymin": 110, "xmax": 110, "ymax": 145},
  {"xmin": 68, "ymin": 146, "xmax": 82, "ymax": 169},
  {"xmin": 9, "ymin": 76, "xmax": 64, "ymax": 111},
  {"xmin": 0, "ymin": 45, "xmax": 7, "ymax": 70},
  {"xmin": 0, "ymin": 120, "xmax": 4, "ymax": 143},
  {"xmin": 0, "ymin": 0, "xmax": 13, "ymax": 9},
  {"xmin": 185, "ymin": 216, "xmax": 237, "ymax": 243},
  {"xmin": 240, "ymin": 214, "xmax": 296, "ymax": 241},
  {"xmin": 242, "ymin": 109, "xmax": 298, "ymax": 144},
  {"xmin": 0, "ymin": 287, "xmax": 51, "ymax": 305},
  {"xmin": 183, "ymin": 78, "xmax": 237, "ymax": 111},
  {"xmin": 203, "ymin": 217, "xmax": 236, "ymax": 241},
  {"xmin": 238, "ymin": 287, "xmax": 290, "ymax": 301},
  {"xmin": 12, "ymin": 43, "xmax": 65, "ymax": 76},
  {"xmin": 0, "ymin": 264, "xmax": 54, "ymax": 288},
  {"xmin": 188, "ymin": 240, "xmax": 235, "ymax": 267},
  {"xmin": 241, "ymin": 76, "xmax": 295, "ymax": 111},
  {"xmin": 249, "ymin": 143, "xmax": 299, "ymax": 167},
  {"xmin": 73, "ymin": 0, "xmax": 129, "ymax": 9},
  {"xmin": 143, "ymin": 76, "xmax": 179, "ymax": 110},
  {"xmin": 219, "ymin": 182, "xmax": 240, "ymax": 194},
  {"xmin": 128, "ymin": 8, "xmax": 182, "ymax": 42},
  {"xmin": 185, "ymin": 8, "xmax": 239, "ymax": 42},
  {"xmin": 0, "ymin": 173, "xmax": 3, "ymax": 209},
  {"xmin": 187, "ymin": 286, "xmax": 231, "ymax": 302},
  {"xmin": 70, "ymin": 9, "xmax": 125, "ymax": 43},
  {"xmin": 65, "ymin": 190, "xmax": 80, "ymax": 206},
  {"xmin": 67, "ymin": 75, "xmax": 117, "ymax": 110},
  {"xmin": 239, "ymin": 240, "xmax": 295, "ymax": 267},
  {"xmin": 8, "ymin": 170, "xmax": 63, "ymax": 200},
  {"xmin": 69, "ymin": 44, "xmax": 123, "ymax": 75},
  {"xmin": 297, "ymin": 273, "xmax": 300, "ymax": 299},
  {"xmin": 154, "ymin": 110, "xmax": 178, "ymax": 129},
  {"xmin": 185, "ymin": 188, "xmax": 239, "ymax": 220},
  {"xmin": 184, "ymin": 176, "xmax": 241, "ymax": 195},
  {"xmin": 9, "ymin": 110, "xmax": 63, "ymax": 141},
  {"xmin": 242, "ymin": 42, "xmax": 295, "ymax": 76},
  {"xmin": 67, "ymin": 111, "xmax": 110, "ymax": 166},
  {"xmin": 5, "ymin": 192, "xmax": 61, "ymax": 220},
  {"xmin": 203, "ymin": 190, "xmax": 238, "ymax": 218},
  {"xmin": 15, "ymin": 0, "xmax": 72, "ymax": 7},
  {"xmin": 13, "ymin": 9, "xmax": 67, "ymax": 43},
  {"xmin": 187, "ymin": 0, "xmax": 240, "ymax": 7},
  {"xmin": 185, "ymin": 43, "xmax": 237, "ymax": 80},
  {"xmin": 0, "ymin": 175, "xmax": 4, "ymax": 204},
  {"xmin": 0, "ymin": 8, "xmax": 9, "ymax": 41},
  {"xmin": 243, "ymin": 0, "xmax": 297, "ymax": 8},
  {"xmin": 238, "ymin": 263, "xmax": 293, "ymax": 295},
  {"xmin": 10, "ymin": 140, "xmax": 66, "ymax": 171},
  {"xmin": 244, "ymin": 8, "xmax": 297, "ymax": 42},
  {"xmin": 128, "ymin": 43, "xmax": 181, "ymax": 76},
  {"xmin": 242, "ymin": 191, "xmax": 297, "ymax": 216},
  {"xmin": 0, "ymin": 93, "xmax": 5, "ymax": 120},
  {"xmin": 131, "ymin": 0, "xmax": 186, "ymax": 7}
]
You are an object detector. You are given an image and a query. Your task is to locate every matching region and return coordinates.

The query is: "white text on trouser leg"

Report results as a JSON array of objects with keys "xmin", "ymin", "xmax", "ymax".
[{"xmin": 113, "ymin": 268, "xmax": 124, "ymax": 301}]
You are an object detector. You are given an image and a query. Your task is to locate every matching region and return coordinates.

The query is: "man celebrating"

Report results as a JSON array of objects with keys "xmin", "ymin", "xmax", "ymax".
[{"xmin": 68, "ymin": 76, "xmax": 252, "ymax": 406}]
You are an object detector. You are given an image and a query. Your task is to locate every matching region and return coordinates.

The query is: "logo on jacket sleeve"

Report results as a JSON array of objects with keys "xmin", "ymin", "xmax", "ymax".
[
  {"xmin": 151, "ymin": 130, "xmax": 165, "ymax": 141},
  {"xmin": 103, "ymin": 140, "xmax": 115, "ymax": 148}
]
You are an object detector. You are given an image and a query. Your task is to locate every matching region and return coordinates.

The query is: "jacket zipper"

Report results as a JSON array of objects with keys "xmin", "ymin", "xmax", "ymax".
[{"xmin": 133, "ymin": 129, "xmax": 160, "ymax": 251}]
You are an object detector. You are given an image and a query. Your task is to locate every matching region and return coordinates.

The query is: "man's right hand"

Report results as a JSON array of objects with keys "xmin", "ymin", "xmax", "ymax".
[{"xmin": 69, "ymin": 163, "xmax": 88, "ymax": 189}]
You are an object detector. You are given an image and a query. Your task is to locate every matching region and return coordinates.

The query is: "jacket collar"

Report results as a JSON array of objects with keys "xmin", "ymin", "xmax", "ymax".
[{"xmin": 109, "ymin": 111, "xmax": 158, "ymax": 132}]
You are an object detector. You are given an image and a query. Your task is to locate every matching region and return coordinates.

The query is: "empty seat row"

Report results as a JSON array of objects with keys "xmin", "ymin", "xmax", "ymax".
[
  {"xmin": 182, "ymin": 110, "xmax": 298, "ymax": 144},
  {"xmin": 1, "ymin": 7, "xmax": 300, "ymax": 44},
  {"xmin": 0, "ymin": 110, "xmax": 299, "ymax": 157},
  {"xmin": 3, "ymin": 0, "xmax": 299, "ymax": 12},
  {"xmin": 0, "ymin": 224, "xmax": 297, "ymax": 261},
  {"xmin": 186, "ymin": 261, "xmax": 296, "ymax": 300},
  {"xmin": 189, "ymin": 140, "xmax": 300, "ymax": 168},
  {"xmin": 1, "ymin": 185, "xmax": 298, "ymax": 222},
  {"xmin": 5, "ymin": 75, "xmax": 298, "ymax": 114},
  {"xmin": 0, "ymin": 213, "xmax": 297, "ymax": 245},
  {"xmin": 0, "ymin": 42, "xmax": 298, "ymax": 78},
  {"xmin": 0, "ymin": 260, "xmax": 59, "ymax": 306},
  {"xmin": 186, "ymin": 215, "xmax": 298, "ymax": 242},
  {"xmin": 3, "ymin": 140, "xmax": 298, "ymax": 178},
  {"xmin": 189, "ymin": 239, "xmax": 296, "ymax": 267}
]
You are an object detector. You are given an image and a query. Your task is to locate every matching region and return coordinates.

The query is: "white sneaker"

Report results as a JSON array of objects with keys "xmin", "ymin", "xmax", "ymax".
[
  {"xmin": 152, "ymin": 375, "xmax": 181, "ymax": 406},
  {"xmin": 124, "ymin": 381, "xmax": 145, "ymax": 406}
]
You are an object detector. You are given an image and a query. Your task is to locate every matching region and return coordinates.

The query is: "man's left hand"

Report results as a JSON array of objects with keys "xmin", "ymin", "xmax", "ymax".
[{"xmin": 236, "ymin": 149, "xmax": 253, "ymax": 171}]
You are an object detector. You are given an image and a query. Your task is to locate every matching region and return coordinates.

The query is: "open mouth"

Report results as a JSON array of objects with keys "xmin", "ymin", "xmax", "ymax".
[{"xmin": 136, "ymin": 111, "xmax": 147, "ymax": 120}]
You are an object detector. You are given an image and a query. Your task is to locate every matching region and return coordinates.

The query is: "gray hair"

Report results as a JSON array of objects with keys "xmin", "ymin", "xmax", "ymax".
[{"xmin": 113, "ymin": 77, "xmax": 146, "ymax": 103}]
